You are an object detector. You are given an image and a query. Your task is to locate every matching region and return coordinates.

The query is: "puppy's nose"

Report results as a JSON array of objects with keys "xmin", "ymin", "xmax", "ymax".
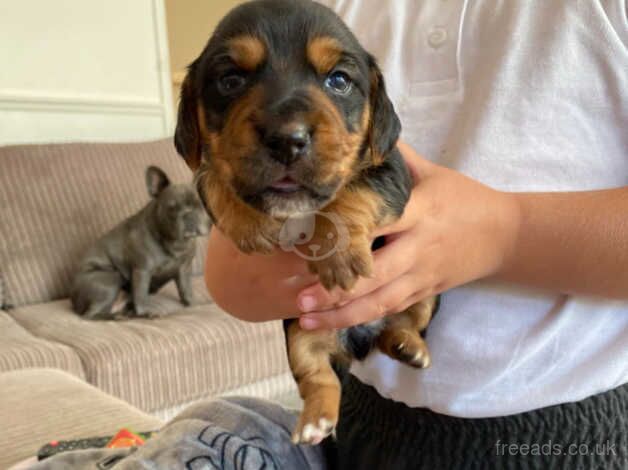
[{"xmin": 265, "ymin": 122, "xmax": 311, "ymax": 165}]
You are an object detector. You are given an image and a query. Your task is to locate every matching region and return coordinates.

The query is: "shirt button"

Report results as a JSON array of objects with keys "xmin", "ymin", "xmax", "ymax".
[{"xmin": 427, "ymin": 27, "xmax": 448, "ymax": 48}]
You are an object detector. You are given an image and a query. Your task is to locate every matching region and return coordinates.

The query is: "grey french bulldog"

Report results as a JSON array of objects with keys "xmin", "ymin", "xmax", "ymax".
[{"xmin": 71, "ymin": 166, "xmax": 211, "ymax": 320}]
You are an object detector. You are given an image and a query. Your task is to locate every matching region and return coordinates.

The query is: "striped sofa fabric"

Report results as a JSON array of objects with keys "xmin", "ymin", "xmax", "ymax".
[
  {"xmin": 0, "ymin": 140, "xmax": 203, "ymax": 307},
  {"xmin": 0, "ymin": 270, "xmax": 6, "ymax": 309},
  {"xmin": 0, "ymin": 312, "xmax": 84, "ymax": 378},
  {"xmin": 0, "ymin": 140, "xmax": 293, "ymax": 415}
]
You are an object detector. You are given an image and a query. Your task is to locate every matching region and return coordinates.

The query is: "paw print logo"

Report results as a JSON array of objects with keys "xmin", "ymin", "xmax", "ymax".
[{"xmin": 278, "ymin": 211, "xmax": 349, "ymax": 260}]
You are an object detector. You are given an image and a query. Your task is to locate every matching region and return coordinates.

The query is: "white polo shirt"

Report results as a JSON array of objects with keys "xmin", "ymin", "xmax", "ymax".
[{"xmin": 317, "ymin": 0, "xmax": 628, "ymax": 418}]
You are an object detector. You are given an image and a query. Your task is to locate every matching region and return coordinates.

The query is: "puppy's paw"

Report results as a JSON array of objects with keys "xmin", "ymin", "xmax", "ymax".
[
  {"xmin": 85, "ymin": 311, "xmax": 118, "ymax": 321},
  {"xmin": 130, "ymin": 303, "xmax": 151, "ymax": 318},
  {"xmin": 293, "ymin": 418, "xmax": 335, "ymax": 446},
  {"xmin": 308, "ymin": 247, "xmax": 373, "ymax": 291},
  {"xmin": 380, "ymin": 330, "xmax": 432, "ymax": 369},
  {"xmin": 147, "ymin": 311, "xmax": 169, "ymax": 319},
  {"xmin": 292, "ymin": 397, "xmax": 338, "ymax": 445}
]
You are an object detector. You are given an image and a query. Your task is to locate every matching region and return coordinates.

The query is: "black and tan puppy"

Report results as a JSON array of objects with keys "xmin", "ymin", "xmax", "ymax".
[{"xmin": 175, "ymin": 0, "xmax": 439, "ymax": 444}]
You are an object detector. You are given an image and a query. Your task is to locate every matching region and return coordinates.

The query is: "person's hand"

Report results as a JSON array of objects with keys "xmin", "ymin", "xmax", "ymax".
[
  {"xmin": 205, "ymin": 228, "xmax": 317, "ymax": 322},
  {"xmin": 296, "ymin": 142, "xmax": 521, "ymax": 330}
]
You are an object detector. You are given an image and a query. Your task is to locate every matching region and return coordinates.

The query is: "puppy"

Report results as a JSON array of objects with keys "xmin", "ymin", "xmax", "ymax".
[
  {"xmin": 174, "ymin": 0, "xmax": 439, "ymax": 444},
  {"xmin": 71, "ymin": 166, "xmax": 210, "ymax": 320}
]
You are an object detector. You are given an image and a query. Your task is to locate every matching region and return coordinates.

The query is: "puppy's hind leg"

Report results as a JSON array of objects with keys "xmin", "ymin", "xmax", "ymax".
[
  {"xmin": 71, "ymin": 271, "xmax": 124, "ymax": 321},
  {"xmin": 286, "ymin": 320, "xmax": 341, "ymax": 445},
  {"xmin": 377, "ymin": 296, "xmax": 439, "ymax": 369}
]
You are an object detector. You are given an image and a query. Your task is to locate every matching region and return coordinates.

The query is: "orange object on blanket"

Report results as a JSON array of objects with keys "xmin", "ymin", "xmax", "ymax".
[{"xmin": 106, "ymin": 429, "xmax": 146, "ymax": 448}]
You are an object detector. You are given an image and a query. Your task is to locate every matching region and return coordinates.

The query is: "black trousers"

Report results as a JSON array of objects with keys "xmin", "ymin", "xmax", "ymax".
[{"xmin": 333, "ymin": 374, "xmax": 628, "ymax": 470}]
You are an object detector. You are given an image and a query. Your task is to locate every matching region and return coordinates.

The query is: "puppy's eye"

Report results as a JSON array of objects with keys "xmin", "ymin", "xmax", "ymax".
[
  {"xmin": 218, "ymin": 73, "xmax": 247, "ymax": 95},
  {"xmin": 325, "ymin": 71, "xmax": 352, "ymax": 95}
]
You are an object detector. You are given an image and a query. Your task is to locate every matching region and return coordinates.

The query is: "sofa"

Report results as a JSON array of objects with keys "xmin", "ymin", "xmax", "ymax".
[{"xmin": 0, "ymin": 139, "xmax": 296, "ymax": 468}]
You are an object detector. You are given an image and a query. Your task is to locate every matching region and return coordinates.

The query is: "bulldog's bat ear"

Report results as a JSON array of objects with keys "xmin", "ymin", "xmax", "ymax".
[
  {"xmin": 146, "ymin": 166, "xmax": 170, "ymax": 198},
  {"xmin": 174, "ymin": 65, "xmax": 203, "ymax": 171},
  {"xmin": 366, "ymin": 54, "xmax": 401, "ymax": 165}
]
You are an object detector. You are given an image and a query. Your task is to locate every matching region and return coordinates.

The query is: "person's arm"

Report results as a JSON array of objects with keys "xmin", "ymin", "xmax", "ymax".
[
  {"xmin": 499, "ymin": 189, "xmax": 628, "ymax": 297},
  {"xmin": 204, "ymin": 228, "xmax": 315, "ymax": 322},
  {"xmin": 296, "ymin": 143, "xmax": 628, "ymax": 330}
]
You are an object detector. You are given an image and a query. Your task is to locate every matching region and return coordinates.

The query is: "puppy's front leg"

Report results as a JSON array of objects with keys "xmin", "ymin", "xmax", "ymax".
[
  {"xmin": 131, "ymin": 269, "xmax": 151, "ymax": 317},
  {"xmin": 308, "ymin": 185, "xmax": 380, "ymax": 291},
  {"xmin": 176, "ymin": 265, "xmax": 194, "ymax": 306},
  {"xmin": 286, "ymin": 321, "xmax": 341, "ymax": 445}
]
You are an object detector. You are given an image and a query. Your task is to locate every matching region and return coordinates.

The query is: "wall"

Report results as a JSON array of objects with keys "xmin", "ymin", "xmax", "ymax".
[
  {"xmin": 0, "ymin": 0, "xmax": 174, "ymax": 145},
  {"xmin": 165, "ymin": 0, "xmax": 245, "ymax": 103},
  {"xmin": 165, "ymin": 0, "xmax": 245, "ymax": 75}
]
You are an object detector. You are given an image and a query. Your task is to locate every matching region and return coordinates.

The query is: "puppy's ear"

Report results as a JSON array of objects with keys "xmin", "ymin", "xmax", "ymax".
[
  {"xmin": 174, "ymin": 66, "xmax": 203, "ymax": 171},
  {"xmin": 366, "ymin": 55, "xmax": 401, "ymax": 165},
  {"xmin": 146, "ymin": 166, "xmax": 170, "ymax": 198}
]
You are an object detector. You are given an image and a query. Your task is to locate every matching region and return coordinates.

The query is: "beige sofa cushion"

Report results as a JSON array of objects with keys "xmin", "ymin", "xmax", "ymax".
[
  {"xmin": 0, "ymin": 272, "xmax": 6, "ymax": 309},
  {"xmin": 0, "ymin": 311, "xmax": 84, "ymax": 378},
  {"xmin": 10, "ymin": 284, "xmax": 290, "ymax": 414},
  {"xmin": 0, "ymin": 139, "xmax": 207, "ymax": 307},
  {"xmin": 0, "ymin": 368, "xmax": 163, "ymax": 470}
]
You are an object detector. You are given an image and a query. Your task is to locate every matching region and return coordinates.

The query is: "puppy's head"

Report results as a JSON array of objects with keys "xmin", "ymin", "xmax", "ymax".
[
  {"xmin": 175, "ymin": 0, "xmax": 400, "ymax": 218},
  {"xmin": 145, "ymin": 166, "xmax": 211, "ymax": 241}
]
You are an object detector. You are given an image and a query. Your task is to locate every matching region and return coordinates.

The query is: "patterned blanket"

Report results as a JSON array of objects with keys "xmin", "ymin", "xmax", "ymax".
[{"xmin": 29, "ymin": 397, "xmax": 328, "ymax": 470}]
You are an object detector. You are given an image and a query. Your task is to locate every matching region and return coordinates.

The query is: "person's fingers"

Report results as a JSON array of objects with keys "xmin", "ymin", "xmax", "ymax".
[
  {"xmin": 372, "ymin": 183, "xmax": 431, "ymax": 238},
  {"xmin": 299, "ymin": 273, "xmax": 422, "ymax": 330},
  {"xmin": 372, "ymin": 201, "xmax": 419, "ymax": 238},
  {"xmin": 394, "ymin": 290, "xmax": 435, "ymax": 314},
  {"xmin": 296, "ymin": 143, "xmax": 435, "ymax": 315},
  {"xmin": 371, "ymin": 147, "xmax": 436, "ymax": 238},
  {"xmin": 397, "ymin": 141, "xmax": 434, "ymax": 180},
  {"xmin": 297, "ymin": 232, "xmax": 418, "ymax": 312}
]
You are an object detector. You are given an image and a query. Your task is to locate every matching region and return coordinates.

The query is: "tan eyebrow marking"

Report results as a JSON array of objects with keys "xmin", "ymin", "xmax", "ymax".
[
  {"xmin": 307, "ymin": 36, "xmax": 343, "ymax": 75},
  {"xmin": 227, "ymin": 35, "xmax": 267, "ymax": 71}
]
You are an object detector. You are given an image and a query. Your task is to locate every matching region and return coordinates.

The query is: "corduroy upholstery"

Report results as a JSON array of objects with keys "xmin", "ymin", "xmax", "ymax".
[
  {"xmin": 0, "ymin": 270, "xmax": 6, "ymax": 309},
  {"xmin": 0, "ymin": 139, "xmax": 293, "ymax": 419},
  {"xmin": 0, "ymin": 368, "xmax": 163, "ymax": 470},
  {"xmin": 0, "ymin": 139, "xmax": 205, "ymax": 307},
  {"xmin": 0, "ymin": 312, "xmax": 84, "ymax": 378},
  {"xmin": 10, "ymin": 292, "xmax": 291, "ymax": 414}
]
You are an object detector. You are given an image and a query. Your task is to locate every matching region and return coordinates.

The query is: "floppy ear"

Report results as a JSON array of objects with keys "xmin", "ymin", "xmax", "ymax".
[
  {"xmin": 146, "ymin": 166, "xmax": 170, "ymax": 198},
  {"xmin": 174, "ymin": 68, "xmax": 203, "ymax": 171},
  {"xmin": 367, "ymin": 55, "xmax": 401, "ymax": 165}
]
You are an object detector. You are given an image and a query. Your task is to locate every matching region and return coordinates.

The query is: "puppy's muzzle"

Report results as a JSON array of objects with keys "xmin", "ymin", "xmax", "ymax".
[{"xmin": 264, "ymin": 121, "xmax": 312, "ymax": 166}]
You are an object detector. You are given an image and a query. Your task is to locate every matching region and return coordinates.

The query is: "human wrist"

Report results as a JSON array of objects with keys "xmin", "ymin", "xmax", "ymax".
[{"xmin": 491, "ymin": 190, "xmax": 523, "ymax": 279}]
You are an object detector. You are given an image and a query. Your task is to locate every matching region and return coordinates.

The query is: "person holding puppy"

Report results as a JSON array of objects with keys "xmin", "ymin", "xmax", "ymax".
[{"xmin": 205, "ymin": 0, "xmax": 627, "ymax": 468}]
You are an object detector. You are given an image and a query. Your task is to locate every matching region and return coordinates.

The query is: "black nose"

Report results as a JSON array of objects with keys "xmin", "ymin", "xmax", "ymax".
[{"xmin": 264, "ymin": 122, "xmax": 311, "ymax": 166}]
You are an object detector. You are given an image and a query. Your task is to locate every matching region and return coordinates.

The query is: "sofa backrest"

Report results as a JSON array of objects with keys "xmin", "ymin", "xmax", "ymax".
[{"xmin": 0, "ymin": 139, "xmax": 208, "ymax": 307}]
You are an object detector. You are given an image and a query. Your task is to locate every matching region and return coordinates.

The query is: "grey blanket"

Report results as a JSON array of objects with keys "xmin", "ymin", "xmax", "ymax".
[{"xmin": 30, "ymin": 397, "xmax": 327, "ymax": 470}]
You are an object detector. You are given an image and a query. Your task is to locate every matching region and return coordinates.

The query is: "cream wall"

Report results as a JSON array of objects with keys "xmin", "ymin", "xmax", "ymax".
[
  {"xmin": 0, "ymin": 0, "xmax": 245, "ymax": 144},
  {"xmin": 0, "ymin": 0, "xmax": 174, "ymax": 145},
  {"xmin": 165, "ymin": 0, "xmax": 245, "ymax": 103}
]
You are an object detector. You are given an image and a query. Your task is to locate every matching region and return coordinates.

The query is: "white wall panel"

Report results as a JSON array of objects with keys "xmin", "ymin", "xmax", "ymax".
[
  {"xmin": 0, "ymin": 0, "xmax": 173, "ymax": 145},
  {"xmin": 0, "ymin": 110, "xmax": 167, "ymax": 145}
]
